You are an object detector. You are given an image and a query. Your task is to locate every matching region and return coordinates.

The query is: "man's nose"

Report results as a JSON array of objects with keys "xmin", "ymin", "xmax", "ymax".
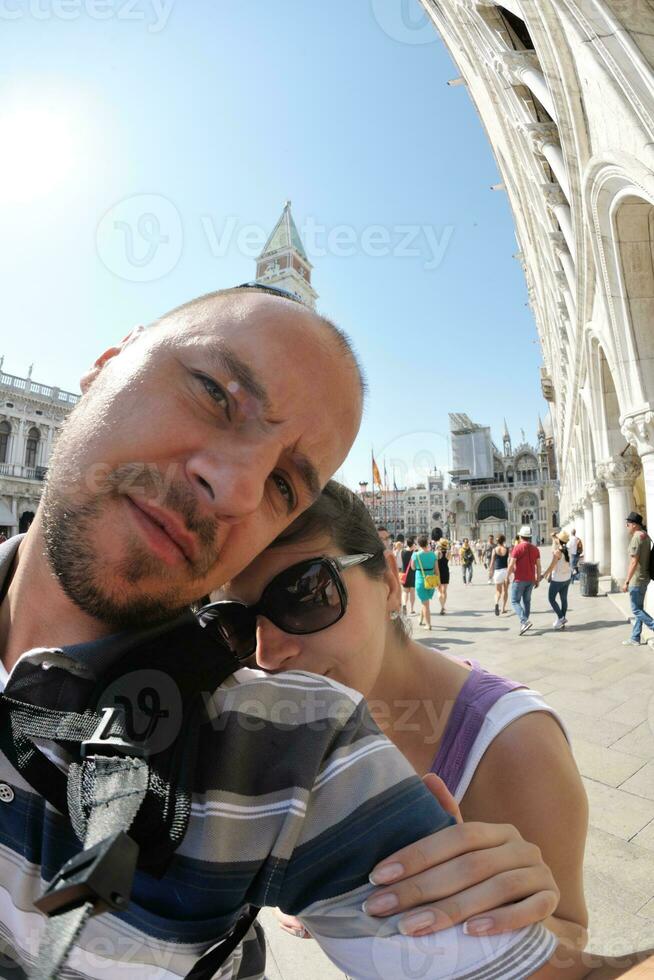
[
  {"xmin": 186, "ymin": 449, "xmax": 274, "ymax": 522},
  {"xmin": 255, "ymin": 618, "xmax": 303, "ymax": 672}
]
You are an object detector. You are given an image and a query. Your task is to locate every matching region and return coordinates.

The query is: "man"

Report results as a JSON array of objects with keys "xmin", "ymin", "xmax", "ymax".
[
  {"xmin": 508, "ymin": 524, "xmax": 542, "ymax": 635},
  {"xmin": 0, "ymin": 286, "xmax": 645, "ymax": 980},
  {"xmin": 460, "ymin": 536, "xmax": 475, "ymax": 584},
  {"xmin": 0, "ymin": 286, "xmax": 564, "ymax": 980},
  {"xmin": 569, "ymin": 527, "xmax": 580, "ymax": 583},
  {"xmin": 622, "ymin": 511, "xmax": 654, "ymax": 648},
  {"xmin": 484, "ymin": 533, "xmax": 495, "ymax": 569}
]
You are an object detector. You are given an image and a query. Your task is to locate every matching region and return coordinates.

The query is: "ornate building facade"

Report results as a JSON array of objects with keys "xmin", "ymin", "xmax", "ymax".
[
  {"xmin": 360, "ymin": 417, "xmax": 558, "ymax": 542},
  {"xmin": 0, "ymin": 364, "xmax": 79, "ymax": 536},
  {"xmin": 421, "ymin": 0, "xmax": 654, "ymax": 584}
]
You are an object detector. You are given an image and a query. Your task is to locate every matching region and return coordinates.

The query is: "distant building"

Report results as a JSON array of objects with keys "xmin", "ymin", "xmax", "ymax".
[
  {"xmin": 359, "ymin": 416, "xmax": 559, "ymax": 543},
  {"xmin": 0, "ymin": 363, "xmax": 79, "ymax": 536},
  {"xmin": 255, "ymin": 201, "xmax": 317, "ymax": 308}
]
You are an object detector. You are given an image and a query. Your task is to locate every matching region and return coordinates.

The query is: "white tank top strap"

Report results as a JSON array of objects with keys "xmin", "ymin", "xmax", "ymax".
[{"xmin": 454, "ymin": 688, "xmax": 570, "ymax": 804}]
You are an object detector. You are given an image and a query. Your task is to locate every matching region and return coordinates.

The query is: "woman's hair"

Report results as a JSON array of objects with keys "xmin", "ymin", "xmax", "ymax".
[
  {"xmin": 554, "ymin": 536, "xmax": 570, "ymax": 564},
  {"xmin": 417, "ymin": 534, "xmax": 429, "ymax": 548},
  {"xmin": 271, "ymin": 481, "xmax": 408, "ymax": 641},
  {"xmin": 395, "ymin": 533, "xmax": 405, "ymax": 544},
  {"xmin": 406, "ymin": 536, "xmax": 415, "ymax": 547},
  {"xmin": 497, "ymin": 534, "xmax": 506, "ymax": 545},
  {"xmin": 272, "ymin": 481, "xmax": 386, "ymax": 577}
]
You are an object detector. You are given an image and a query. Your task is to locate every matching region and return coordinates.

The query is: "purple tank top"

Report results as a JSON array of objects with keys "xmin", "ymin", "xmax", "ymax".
[{"xmin": 430, "ymin": 661, "xmax": 525, "ymax": 797}]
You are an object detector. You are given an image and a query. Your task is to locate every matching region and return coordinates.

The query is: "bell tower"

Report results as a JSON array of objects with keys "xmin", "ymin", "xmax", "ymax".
[
  {"xmin": 255, "ymin": 201, "xmax": 318, "ymax": 309},
  {"xmin": 503, "ymin": 419, "xmax": 512, "ymax": 457}
]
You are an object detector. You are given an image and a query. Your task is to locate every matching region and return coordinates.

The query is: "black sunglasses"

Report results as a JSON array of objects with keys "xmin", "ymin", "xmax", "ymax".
[{"xmin": 197, "ymin": 554, "xmax": 374, "ymax": 661}]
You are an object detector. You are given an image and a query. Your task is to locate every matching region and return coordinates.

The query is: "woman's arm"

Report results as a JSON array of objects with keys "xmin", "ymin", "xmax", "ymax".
[
  {"xmin": 462, "ymin": 711, "xmax": 588, "ymax": 945},
  {"xmin": 489, "ymin": 548, "xmax": 496, "ymax": 577},
  {"xmin": 542, "ymin": 553, "xmax": 558, "ymax": 580}
]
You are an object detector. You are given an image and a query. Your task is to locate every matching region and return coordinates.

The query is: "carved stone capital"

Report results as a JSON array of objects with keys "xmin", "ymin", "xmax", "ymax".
[
  {"xmin": 549, "ymin": 231, "xmax": 568, "ymax": 257},
  {"xmin": 597, "ymin": 455, "xmax": 641, "ymax": 489},
  {"xmin": 522, "ymin": 121, "xmax": 560, "ymax": 155},
  {"xmin": 621, "ymin": 410, "xmax": 654, "ymax": 457},
  {"xmin": 542, "ymin": 182, "xmax": 567, "ymax": 209},
  {"xmin": 494, "ymin": 50, "xmax": 540, "ymax": 85},
  {"xmin": 588, "ymin": 480, "xmax": 608, "ymax": 504},
  {"xmin": 557, "ymin": 299, "xmax": 569, "ymax": 320},
  {"xmin": 553, "ymin": 269, "xmax": 568, "ymax": 291}
]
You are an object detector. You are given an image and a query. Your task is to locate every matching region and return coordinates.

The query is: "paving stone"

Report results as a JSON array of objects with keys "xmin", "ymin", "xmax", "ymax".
[
  {"xmin": 584, "ymin": 826, "xmax": 654, "ymax": 914},
  {"xmin": 632, "ymin": 818, "xmax": 654, "ymax": 853},
  {"xmin": 620, "ymin": 762, "xmax": 654, "ymax": 800},
  {"xmin": 546, "ymin": 689, "xmax": 631, "ymax": 719},
  {"xmin": 611, "ymin": 721, "xmax": 654, "ymax": 760},
  {"xmin": 572, "ymin": 738, "xmax": 646, "ymax": 788},
  {"xmin": 582, "ymin": 778, "xmax": 654, "ymax": 839}
]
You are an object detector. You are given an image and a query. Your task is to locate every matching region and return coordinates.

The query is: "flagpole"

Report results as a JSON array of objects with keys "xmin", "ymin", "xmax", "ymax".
[{"xmin": 371, "ymin": 448, "xmax": 375, "ymax": 525}]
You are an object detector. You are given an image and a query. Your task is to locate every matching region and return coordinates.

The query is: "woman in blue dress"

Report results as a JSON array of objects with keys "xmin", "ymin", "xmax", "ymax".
[{"xmin": 411, "ymin": 534, "xmax": 439, "ymax": 630}]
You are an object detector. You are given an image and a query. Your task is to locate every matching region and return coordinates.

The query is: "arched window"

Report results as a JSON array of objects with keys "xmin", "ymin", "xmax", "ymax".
[
  {"xmin": 0, "ymin": 421, "xmax": 10, "ymax": 463},
  {"xmin": 477, "ymin": 496, "xmax": 508, "ymax": 521},
  {"xmin": 25, "ymin": 427, "xmax": 40, "ymax": 468}
]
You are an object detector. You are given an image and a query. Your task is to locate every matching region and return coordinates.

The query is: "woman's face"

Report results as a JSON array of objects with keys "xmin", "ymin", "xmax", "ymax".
[{"xmin": 218, "ymin": 534, "xmax": 399, "ymax": 697}]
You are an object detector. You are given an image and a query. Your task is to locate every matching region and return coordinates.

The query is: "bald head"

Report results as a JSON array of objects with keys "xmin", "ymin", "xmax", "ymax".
[{"xmin": 152, "ymin": 285, "xmax": 367, "ymax": 400}]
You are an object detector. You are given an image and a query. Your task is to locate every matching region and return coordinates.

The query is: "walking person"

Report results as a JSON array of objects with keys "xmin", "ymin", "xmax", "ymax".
[
  {"xmin": 569, "ymin": 528, "xmax": 581, "ymax": 583},
  {"xmin": 542, "ymin": 531, "xmax": 572, "ymax": 630},
  {"xmin": 622, "ymin": 511, "xmax": 654, "ymax": 647},
  {"xmin": 400, "ymin": 536, "xmax": 417, "ymax": 615},
  {"xmin": 436, "ymin": 538, "xmax": 450, "ymax": 615},
  {"xmin": 508, "ymin": 525, "xmax": 542, "ymax": 635},
  {"xmin": 488, "ymin": 533, "xmax": 510, "ymax": 615},
  {"xmin": 412, "ymin": 534, "xmax": 439, "ymax": 630},
  {"xmin": 460, "ymin": 537, "xmax": 475, "ymax": 584},
  {"xmin": 483, "ymin": 534, "xmax": 495, "ymax": 569}
]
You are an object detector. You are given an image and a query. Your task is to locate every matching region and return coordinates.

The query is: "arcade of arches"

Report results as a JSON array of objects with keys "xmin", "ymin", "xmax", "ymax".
[{"xmin": 420, "ymin": 0, "xmax": 654, "ymax": 588}]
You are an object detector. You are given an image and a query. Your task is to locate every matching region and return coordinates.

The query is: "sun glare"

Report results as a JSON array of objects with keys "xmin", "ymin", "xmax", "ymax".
[{"xmin": 0, "ymin": 103, "xmax": 78, "ymax": 204}]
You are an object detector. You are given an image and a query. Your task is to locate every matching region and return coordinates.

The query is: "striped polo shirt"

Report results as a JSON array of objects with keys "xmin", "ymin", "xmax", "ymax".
[{"xmin": 0, "ymin": 535, "xmax": 557, "ymax": 978}]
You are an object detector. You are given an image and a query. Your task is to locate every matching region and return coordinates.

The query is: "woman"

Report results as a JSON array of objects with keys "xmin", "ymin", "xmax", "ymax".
[
  {"xmin": 542, "ymin": 531, "xmax": 572, "ymax": 629},
  {"xmin": 436, "ymin": 538, "xmax": 450, "ymax": 615},
  {"xmin": 460, "ymin": 537, "xmax": 475, "ymax": 585},
  {"xmin": 400, "ymin": 535, "xmax": 416, "ymax": 615},
  {"xmin": 393, "ymin": 538, "xmax": 404, "ymax": 574},
  {"xmin": 488, "ymin": 533, "xmax": 510, "ymax": 616},
  {"xmin": 211, "ymin": 482, "xmax": 588, "ymax": 946},
  {"xmin": 412, "ymin": 534, "xmax": 438, "ymax": 629}
]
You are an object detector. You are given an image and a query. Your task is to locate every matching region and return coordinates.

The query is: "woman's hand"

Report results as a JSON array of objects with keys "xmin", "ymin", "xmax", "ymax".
[
  {"xmin": 364, "ymin": 773, "xmax": 560, "ymax": 937},
  {"xmin": 274, "ymin": 909, "xmax": 311, "ymax": 939}
]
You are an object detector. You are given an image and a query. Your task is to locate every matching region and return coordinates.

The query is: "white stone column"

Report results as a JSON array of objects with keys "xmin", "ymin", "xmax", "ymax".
[
  {"xmin": 573, "ymin": 502, "xmax": 585, "ymax": 545},
  {"xmin": 582, "ymin": 492, "xmax": 595, "ymax": 562},
  {"xmin": 589, "ymin": 481, "xmax": 610, "ymax": 574},
  {"xmin": 498, "ymin": 51, "xmax": 557, "ymax": 121},
  {"xmin": 523, "ymin": 124, "xmax": 570, "ymax": 203},
  {"xmin": 598, "ymin": 457, "xmax": 640, "ymax": 583}
]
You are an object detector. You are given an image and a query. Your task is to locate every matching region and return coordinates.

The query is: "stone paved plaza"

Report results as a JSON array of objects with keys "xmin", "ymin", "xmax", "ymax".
[{"xmin": 259, "ymin": 553, "xmax": 654, "ymax": 977}]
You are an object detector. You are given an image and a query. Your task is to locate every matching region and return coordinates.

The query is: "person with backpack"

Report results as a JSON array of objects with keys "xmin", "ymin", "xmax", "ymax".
[
  {"xmin": 622, "ymin": 511, "xmax": 654, "ymax": 648},
  {"xmin": 460, "ymin": 537, "xmax": 476, "ymax": 584}
]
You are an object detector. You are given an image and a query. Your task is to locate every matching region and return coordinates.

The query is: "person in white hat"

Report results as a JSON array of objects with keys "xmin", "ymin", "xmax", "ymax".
[{"xmin": 507, "ymin": 525, "xmax": 542, "ymax": 635}]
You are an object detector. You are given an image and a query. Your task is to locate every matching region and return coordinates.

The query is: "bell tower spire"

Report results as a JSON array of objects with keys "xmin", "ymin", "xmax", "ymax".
[{"xmin": 255, "ymin": 201, "xmax": 318, "ymax": 308}]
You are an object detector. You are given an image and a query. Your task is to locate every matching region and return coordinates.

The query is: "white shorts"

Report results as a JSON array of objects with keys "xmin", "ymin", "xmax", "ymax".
[{"xmin": 493, "ymin": 568, "xmax": 508, "ymax": 585}]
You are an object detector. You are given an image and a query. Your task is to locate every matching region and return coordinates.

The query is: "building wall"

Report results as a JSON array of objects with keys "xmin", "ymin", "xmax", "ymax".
[
  {"xmin": 0, "ymin": 370, "xmax": 79, "ymax": 534},
  {"xmin": 420, "ymin": 0, "xmax": 654, "ymax": 583}
]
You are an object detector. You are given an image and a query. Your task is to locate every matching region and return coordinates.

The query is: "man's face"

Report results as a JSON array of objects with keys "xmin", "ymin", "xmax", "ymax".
[{"xmin": 40, "ymin": 293, "xmax": 362, "ymax": 628}]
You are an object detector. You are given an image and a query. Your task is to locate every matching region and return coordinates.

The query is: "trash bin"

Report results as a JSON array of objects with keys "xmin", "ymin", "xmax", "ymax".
[{"xmin": 579, "ymin": 561, "xmax": 599, "ymax": 597}]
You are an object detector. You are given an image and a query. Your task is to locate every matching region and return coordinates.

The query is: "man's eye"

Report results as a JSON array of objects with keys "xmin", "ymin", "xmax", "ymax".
[
  {"xmin": 197, "ymin": 375, "xmax": 231, "ymax": 419},
  {"xmin": 271, "ymin": 472, "xmax": 295, "ymax": 511}
]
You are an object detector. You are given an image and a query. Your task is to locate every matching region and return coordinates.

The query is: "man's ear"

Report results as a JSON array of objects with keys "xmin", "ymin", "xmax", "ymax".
[{"xmin": 80, "ymin": 325, "xmax": 146, "ymax": 393}]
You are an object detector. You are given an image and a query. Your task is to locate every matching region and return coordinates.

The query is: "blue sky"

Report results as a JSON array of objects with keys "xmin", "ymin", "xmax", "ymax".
[{"xmin": 0, "ymin": 0, "xmax": 549, "ymax": 489}]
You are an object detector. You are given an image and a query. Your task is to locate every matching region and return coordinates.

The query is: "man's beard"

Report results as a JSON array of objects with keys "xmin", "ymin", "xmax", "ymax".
[{"xmin": 41, "ymin": 462, "xmax": 219, "ymax": 631}]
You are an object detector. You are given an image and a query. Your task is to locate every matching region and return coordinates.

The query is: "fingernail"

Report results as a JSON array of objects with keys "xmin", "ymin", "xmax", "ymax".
[
  {"xmin": 363, "ymin": 893, "xmax": 399, "ymax": 915},
  {"xmin": 399, "ymin": 910, "xmax": 436, "ymax": 935},
  {"xmin": 369, "ymin": 862, "xmax": 404, "ymax": 885},
  {"xmin": 463, "ymin": 918, "xmax": 494, "ymax": 936}
]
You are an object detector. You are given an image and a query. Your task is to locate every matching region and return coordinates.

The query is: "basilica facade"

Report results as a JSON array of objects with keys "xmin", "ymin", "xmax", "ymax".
[
  {"xmin": 421, "ymin": 0, "xmax": 654, "ymax": 585},
  {"xmin": 361, "ymin": 418, "xmax": 558, "ymax": 543}
]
